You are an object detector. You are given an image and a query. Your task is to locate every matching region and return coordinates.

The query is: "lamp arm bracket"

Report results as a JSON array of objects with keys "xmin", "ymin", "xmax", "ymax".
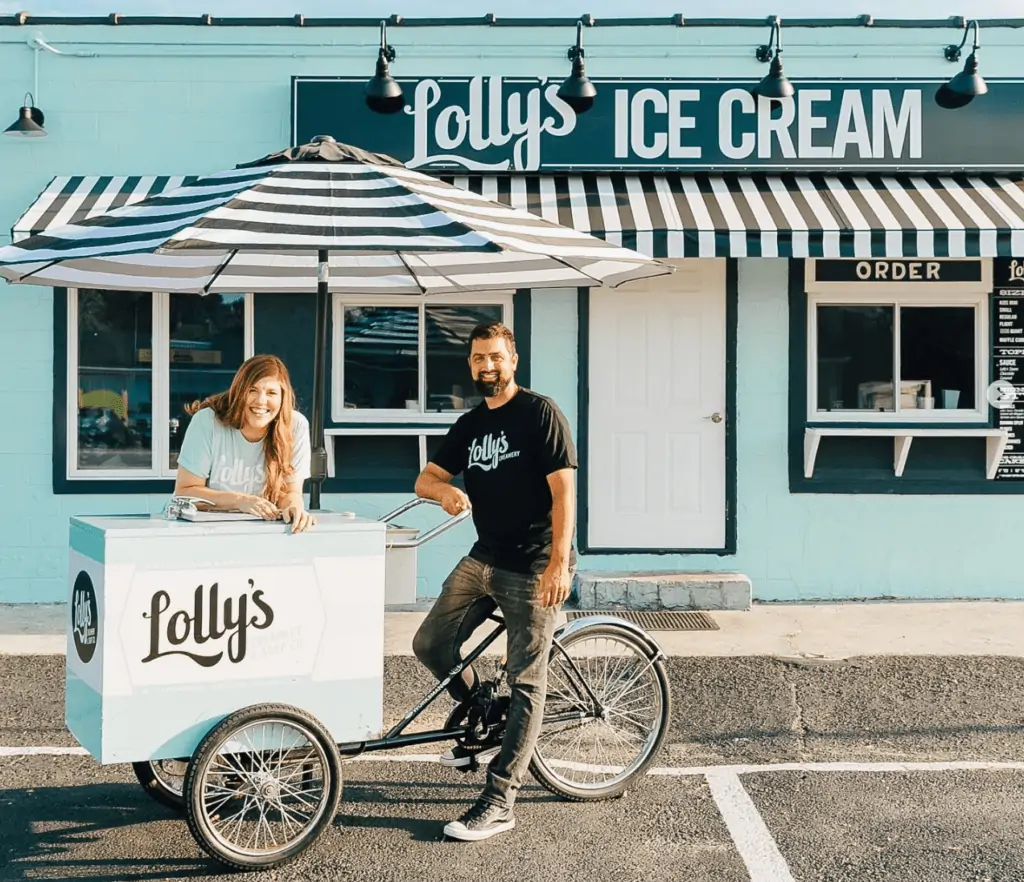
[
  {"xmin": 567, "ymin": 19, "xmax": 586, "ymax": 63},
  {"xmin": 944, "ymin": 19, "xmax": 980, "ymax": 62},
  {"xmin": 756, "ymin": 20, "xmax": 782, "ymax": 63}
]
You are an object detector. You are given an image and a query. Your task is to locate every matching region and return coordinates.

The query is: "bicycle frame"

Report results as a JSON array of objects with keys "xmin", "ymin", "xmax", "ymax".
[
  {"xmin": 334, "ymin": 611, "xmax": 507, "ymax": 758},
  {"xmin": 334, "ymin": 611, "xmax": 606, "ymax": 759}
]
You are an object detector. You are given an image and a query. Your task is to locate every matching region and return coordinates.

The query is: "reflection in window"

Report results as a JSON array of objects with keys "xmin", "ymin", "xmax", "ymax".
[
  {"xmin": 342, "ymin": 304, "xmax": 504, "ymax": 412},
  {"xmin": 76, "ymin": 289, "xmax": 152, "ymax": 470},
  {"xmin": 343, "ymin": 306, "xmax": 419, "ymax": 410},
  {"xmin": 426, "ymin": 305, "xmax": 502, "ymax": 412},
  {"xmin": 900, "ymin": 307, "xmax": 976, "ymax": 410},
  {"xmin": 816, "ymin": 305, "xmax": 894, "ymax": 412},
  {"xmin": 168, "ymin": 293, "xmax": 247, "ymax": 469}
]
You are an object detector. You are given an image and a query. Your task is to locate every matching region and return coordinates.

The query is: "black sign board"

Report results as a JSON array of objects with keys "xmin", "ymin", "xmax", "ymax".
[
  {"xmin": 814, "ymin": 259, "xmax": 984, "ymax": 284},
  {"xmin": 293, "ymin": 76, "xmax": 1024, "ymax": 174},
  {"xmin": 992, "ymin": 259, "xmax": 1024, "ymax": 480}
]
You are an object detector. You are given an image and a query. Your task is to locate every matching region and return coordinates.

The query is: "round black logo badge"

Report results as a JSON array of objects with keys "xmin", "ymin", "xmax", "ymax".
[{"xmin": 71, "ymin": 570, "xmax": 98, "ymax": 664}]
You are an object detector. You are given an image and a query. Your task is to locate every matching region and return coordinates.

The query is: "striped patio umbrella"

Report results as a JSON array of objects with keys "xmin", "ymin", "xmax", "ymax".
[
  {"xmin": 0, "ymin": 137, "xmax": 669, "ymax": 294},
  {"xmin": 0, "ymin": 136, "xmax": 671, "ymax": 507}
]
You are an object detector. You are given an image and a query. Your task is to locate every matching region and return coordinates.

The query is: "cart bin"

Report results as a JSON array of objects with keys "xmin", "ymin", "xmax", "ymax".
[{"xmin": 66, "ymin": 512, "xmax": 387, "ymax": 765}]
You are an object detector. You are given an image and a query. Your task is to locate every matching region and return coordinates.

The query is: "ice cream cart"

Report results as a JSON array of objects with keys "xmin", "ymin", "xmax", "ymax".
[{"xmin": 65, "ymin": 497, "xmax": 673, "ymax": 872}]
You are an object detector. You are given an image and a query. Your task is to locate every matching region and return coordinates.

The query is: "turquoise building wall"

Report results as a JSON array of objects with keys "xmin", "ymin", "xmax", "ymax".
[{"xmin": 1, "ymin": 17, "xmax": 1023, "ymax": 603}]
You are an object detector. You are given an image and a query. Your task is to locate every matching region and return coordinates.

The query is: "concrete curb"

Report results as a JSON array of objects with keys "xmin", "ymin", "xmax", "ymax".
[{"xmin": 575, "ymin": 572, "xmax": 752, "ymax": 611}]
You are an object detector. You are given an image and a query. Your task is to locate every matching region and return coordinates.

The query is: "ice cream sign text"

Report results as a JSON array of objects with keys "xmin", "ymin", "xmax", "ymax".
[{"xmin": 408, "ymin": 80, "xmax": 921, "ymax": 170}]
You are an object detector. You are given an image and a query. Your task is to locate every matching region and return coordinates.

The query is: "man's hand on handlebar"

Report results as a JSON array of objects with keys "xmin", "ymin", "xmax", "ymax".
[{"xmin": 439, "ymin": 485, "xmax": 471, "ymax": 516}]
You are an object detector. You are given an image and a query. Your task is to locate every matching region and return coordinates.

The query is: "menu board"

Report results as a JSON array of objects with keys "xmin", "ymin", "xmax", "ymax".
[{"xmin": 992, "ymin": 259, "xmax": 1024, "ymax": 479}]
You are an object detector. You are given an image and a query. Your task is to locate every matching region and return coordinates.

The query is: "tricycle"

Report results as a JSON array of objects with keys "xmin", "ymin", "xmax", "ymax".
[{"xmin": 68, "ymin": 498, "xmax": 671, "ymax": 872}]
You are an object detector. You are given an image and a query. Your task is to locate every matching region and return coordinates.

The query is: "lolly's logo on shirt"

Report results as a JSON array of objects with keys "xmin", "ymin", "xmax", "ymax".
[
  {"xmin": 214, "ymin": 457, "xmax": 266, "ymax": 492},
  {"xmin": 467, "ymin": 431, "xmax": 521, "ymax": 472}
]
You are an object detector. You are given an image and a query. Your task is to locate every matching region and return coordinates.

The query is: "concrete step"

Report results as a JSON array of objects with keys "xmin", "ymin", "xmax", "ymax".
[{"xmin": 573, "ymin": 571, "xmax": 752, "ymax": 611}]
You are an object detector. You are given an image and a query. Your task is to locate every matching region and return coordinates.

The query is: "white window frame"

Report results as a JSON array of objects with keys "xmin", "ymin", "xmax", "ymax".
[
  {"xmin": 330, "ymin": 291, "xmax": 514, "ymax": 425},
  {"xmin": 66, "ymin": 288, "xmax": 254, "ymax": 481},
  {"xmin": 805, "ymin": 259, "xmax": 992, "ymax": 424}
]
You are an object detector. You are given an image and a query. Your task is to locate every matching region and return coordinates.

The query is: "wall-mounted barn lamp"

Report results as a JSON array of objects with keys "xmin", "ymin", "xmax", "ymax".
[
  {"xmin": 752, "ymin": 19, "xmax": 794, "ymax": 100},
  {"xmin": 4, "ymin": 92, "xmax": 45, "ymax": 137},
  {"xmin": 4, "ymin": 34, "xmax": 58, "ymax": 138},
  {"xmin": 937, "ymin": 19, "xmax": 987, "ymax": 108},
  {"xmin": 556, "ymin": 21, "xmax": 597, "ymax": 114},
  {"xmin": 365, "ymin": 20, "xmax": 405, "ymax": 114}
]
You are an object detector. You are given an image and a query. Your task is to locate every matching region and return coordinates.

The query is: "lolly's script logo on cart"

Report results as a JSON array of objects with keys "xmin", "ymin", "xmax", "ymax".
[
  {"xmin": 72, "ymin": 570, "xmax": 98, "ymax": 664},
  {"xmin": 141, "ymin": 580, "xmax": 275, "ymax": 667}
]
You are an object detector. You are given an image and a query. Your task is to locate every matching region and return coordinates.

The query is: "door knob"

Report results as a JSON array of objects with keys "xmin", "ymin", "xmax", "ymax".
[{"xmin": 704, "ymin": 412, "xmax": 723, "ymax": 423}]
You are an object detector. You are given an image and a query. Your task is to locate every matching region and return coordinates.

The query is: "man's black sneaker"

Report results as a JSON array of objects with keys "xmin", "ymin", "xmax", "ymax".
[{"xmin": 443, "ymin": 799, "xmax": 516, "ymax": 841}]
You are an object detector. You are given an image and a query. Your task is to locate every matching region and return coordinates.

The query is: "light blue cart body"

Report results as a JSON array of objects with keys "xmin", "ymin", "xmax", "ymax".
[{"xmin": 66, "ymin": 512, "xmax": 388, "ymax": 765}]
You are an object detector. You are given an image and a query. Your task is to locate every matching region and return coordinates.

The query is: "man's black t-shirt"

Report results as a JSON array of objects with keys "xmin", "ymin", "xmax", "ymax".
[{"xmin": 430, "ymin": 387, "xmax": 577, "ymax": 575}]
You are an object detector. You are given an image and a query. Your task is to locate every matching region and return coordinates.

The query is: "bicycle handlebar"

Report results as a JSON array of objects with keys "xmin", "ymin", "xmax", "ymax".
[{"xmin": 379, "ymin": 497, "xmax": 472, "ymax": 548}]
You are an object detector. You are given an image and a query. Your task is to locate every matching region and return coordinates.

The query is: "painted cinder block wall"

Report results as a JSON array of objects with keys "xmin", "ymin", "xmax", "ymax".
[{"xmin": 1, "ymin": 17, "xmax": 1023, "ymax": 603}]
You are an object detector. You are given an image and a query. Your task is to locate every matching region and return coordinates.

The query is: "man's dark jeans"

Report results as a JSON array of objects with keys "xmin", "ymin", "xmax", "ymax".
[{"xmin": 412, "ymin": 555, "xmax": 564, "ymax": 810}]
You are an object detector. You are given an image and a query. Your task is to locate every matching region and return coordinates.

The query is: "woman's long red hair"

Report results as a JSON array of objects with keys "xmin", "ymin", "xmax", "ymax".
[{"xmin": 185, "ymin": 354, "xmax": 297, "ymax": 503}]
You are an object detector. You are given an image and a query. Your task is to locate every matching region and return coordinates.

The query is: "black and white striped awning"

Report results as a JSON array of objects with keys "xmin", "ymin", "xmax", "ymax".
[{"xmin": 11, "ymin": 170, "xmax": 1024, "ymax": 260}]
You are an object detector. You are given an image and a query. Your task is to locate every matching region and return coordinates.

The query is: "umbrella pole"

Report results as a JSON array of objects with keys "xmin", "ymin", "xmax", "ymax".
[{"xmin": 308, "ymin": 249, "xmax": 330, "ymax": 511}]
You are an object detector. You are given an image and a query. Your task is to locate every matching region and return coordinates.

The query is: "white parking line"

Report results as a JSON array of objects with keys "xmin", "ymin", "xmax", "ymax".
[
  {"xmin": 0, "ymin": 746, "xmax": 88, "ymax": 756},
  {"xmin": 706, "ymin": 771, "xmax": 796, "ymax": 882}
]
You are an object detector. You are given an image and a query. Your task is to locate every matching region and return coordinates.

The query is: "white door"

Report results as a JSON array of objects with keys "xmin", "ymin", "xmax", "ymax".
[{"xmin": 587, "ymin": 259, "xmax": 727, "ymax": 550}]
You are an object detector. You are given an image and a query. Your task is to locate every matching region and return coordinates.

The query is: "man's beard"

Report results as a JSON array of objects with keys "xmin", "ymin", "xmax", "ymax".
[{"xmin": 474, "ymin": 373, "xmax": 510, "ymax": 397}]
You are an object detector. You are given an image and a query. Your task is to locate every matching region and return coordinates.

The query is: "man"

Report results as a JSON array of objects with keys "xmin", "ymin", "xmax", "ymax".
[{"xmin": 412, "ymin": 320, "xmax": 577, "ymax": 843}]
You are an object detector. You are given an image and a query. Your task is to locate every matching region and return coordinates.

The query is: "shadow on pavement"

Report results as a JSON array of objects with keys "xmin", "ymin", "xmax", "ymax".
[{"xmin": 0, "ymin": 782, "xmax": 208, "ymax": 881}]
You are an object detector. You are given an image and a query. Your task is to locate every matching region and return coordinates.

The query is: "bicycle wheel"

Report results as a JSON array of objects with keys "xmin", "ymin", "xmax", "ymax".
[
  {"xmin": 530, "ymin": 623, "xmax": 671, "ymax": 801},
  {"xmin": 183, "ymin": 704, "xmax": 342, "ymax": 872},
  {"xmin": 132, "ymin": 758, "xmax": 188, "ymax": 812}
]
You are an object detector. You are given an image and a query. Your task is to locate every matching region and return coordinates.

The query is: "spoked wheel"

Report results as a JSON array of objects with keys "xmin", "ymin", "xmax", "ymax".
[
  {"xmin": 183, "ymin": 704, "xmax": 342, "ymax": 872},
  {"xmin": 132, "ymin": 758, "xmax": 188, "ymax": 811},
  {"xmin": 530, "ymin": 623, "xmax": 671, "ymax": 801}
]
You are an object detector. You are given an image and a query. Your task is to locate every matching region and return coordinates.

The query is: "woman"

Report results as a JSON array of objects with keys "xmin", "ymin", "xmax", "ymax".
[{"xmin": 173, "ymin": 354, "xmax": 316, "ymax": 533}]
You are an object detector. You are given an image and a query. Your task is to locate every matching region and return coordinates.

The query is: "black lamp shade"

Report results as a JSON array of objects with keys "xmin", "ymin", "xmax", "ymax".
[
  {"xmin": 753, "ymin": 57, "xmax": 794, "ymax": 100},
  {"xmin": 4, "ymin": 104, "xmax": 45, "ymax": 137},
  {"xmin": 365, "ymin": 53, "xmax": 405, "ymax": 114},
  {"xmin": 557, "ymin": 64, "xmax": 597, "ymax": 114},
  {"xmin": 947, "ymin": 52, "xmax": 988, "ymax": 97}
]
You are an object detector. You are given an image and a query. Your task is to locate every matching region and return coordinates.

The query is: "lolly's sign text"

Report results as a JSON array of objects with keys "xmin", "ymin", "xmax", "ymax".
[{"xmin": 142, "ymin": 579, "xmax": 274, "ymax": 667}]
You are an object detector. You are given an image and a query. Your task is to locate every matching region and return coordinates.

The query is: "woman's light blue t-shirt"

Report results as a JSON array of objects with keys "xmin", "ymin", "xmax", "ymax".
[{"xmin": 177, "ymin": 407, "xmax": 312, "ymax": 497}]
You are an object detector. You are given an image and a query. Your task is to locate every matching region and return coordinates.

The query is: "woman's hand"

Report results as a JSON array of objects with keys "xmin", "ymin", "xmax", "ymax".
[
  {"xmin": 280, "ymin": 503, "xmax": 316, "ymax": 533},
  {"xmin": 235, "ymin": 494, "xmax": 281, "ymax": 520}
]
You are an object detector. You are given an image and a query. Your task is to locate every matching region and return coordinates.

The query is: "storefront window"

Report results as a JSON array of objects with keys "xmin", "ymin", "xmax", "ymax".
[
  {"xmin": 68, "ymin": 289, "xmax": 252, "ymax": 481},
  {"xmin": 75, "ymin": 289, "xmax": 153, "ymax": 471},
  {"xmin": 168, "ymin": 293, "xmax": 247, "ymax": 470},
  {"xmin": 335, "ymin": 297, "xmax": 511, "ymax": 417},
  {"xmin": 816, "ymin": 306, "xmax": 894, "ymax": 412},
  {"xmin": 342, "ymin": 306, "xmax": 419, "ymax": 411},
  {"xmin": 900, "ymin": 307, "xmax": 976, "ymax": 411},
  {"xmin": 813, "ymin": 300, "xmax": 982, "ymax": 417}
]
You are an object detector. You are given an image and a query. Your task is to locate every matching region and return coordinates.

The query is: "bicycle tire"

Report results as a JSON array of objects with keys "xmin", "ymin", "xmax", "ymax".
[
  {"xmin": 131, "ymin": 759, "xmax": 186, "ymax": 812},
  {"xmin": 183, "ymin": 703, "xmax": 342, "ymax": 872},
  {"xmin": 529, "ymin": 624, "xmax": 672, "ymax": 801}
]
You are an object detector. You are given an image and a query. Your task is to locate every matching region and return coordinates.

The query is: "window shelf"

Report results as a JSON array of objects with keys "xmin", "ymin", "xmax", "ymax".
[{"xmin": 804, "ymin": 427, "xmax": 1010, "ymax": 480}]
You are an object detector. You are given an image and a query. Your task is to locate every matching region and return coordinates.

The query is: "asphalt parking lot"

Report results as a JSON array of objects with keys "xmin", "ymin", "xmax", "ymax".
[{"xmin": 1, "ymin": 654, "xmax": 1023, "ymax": 881}]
